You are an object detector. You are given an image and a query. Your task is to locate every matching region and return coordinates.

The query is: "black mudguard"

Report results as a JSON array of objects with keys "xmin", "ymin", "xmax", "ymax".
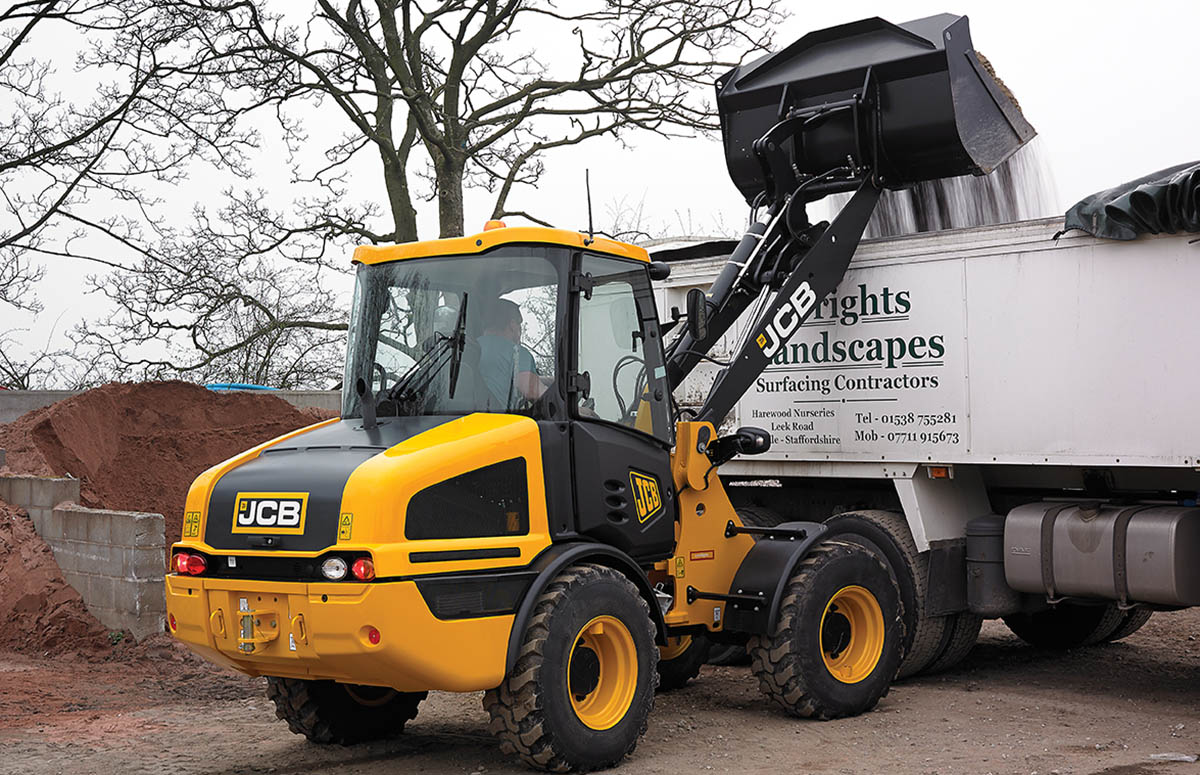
[
  {"xmin": 722, "ymin": 521, "xmax": 828, "ymax": 635},
  {"xmin": 504, "ymin": 542, "xmax": 667, "ymax": 674}
]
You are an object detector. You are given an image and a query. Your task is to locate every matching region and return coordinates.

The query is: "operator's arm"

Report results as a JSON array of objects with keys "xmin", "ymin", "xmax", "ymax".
[{"xmin": 515, "ymin": 346, "xmax": 547, "ymax": 400}]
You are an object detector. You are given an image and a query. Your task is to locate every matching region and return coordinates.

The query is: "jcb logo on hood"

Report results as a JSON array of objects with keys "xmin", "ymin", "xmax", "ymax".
[
  {"xmin": 232, "ymin": 492, "xmax": 308, "ymax": 534},
  {"xmin": 755, "ymin": 282, "xmax": 817, "ymax": 358}
]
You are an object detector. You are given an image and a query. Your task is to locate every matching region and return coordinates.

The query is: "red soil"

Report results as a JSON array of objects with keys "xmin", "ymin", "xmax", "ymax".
[
  {"xmin": 0, "ymin": 500, "xmax": 111, "ymax": 656},
  {"xmin": 0, "ymin": 381, "xmax": 333, "ymax": 545}
]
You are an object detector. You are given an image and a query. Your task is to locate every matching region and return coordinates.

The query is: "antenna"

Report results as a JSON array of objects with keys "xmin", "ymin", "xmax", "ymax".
[{"xmin": 585, "ymin": 168, "xmax": 594, "ymax": 241}]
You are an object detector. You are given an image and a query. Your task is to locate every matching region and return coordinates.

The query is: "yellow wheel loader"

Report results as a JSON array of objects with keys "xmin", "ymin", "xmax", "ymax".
[{"xmin": 166, "ymin": 13, "xmax": 1033, "ymax": 771}]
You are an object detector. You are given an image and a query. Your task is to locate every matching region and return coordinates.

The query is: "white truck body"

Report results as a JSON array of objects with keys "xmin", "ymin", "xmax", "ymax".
[{"xmin": 654, "ymin": 217, "xmax": 1200, "ymax": 552}]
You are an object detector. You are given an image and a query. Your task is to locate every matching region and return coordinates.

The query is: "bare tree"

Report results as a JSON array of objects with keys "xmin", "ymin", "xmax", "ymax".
[
  {"xmin": 143, "ymin": 0, "xmax": 783, "ymax": 240},
  {"xmin": 13, "ymin": 0, "xmax": 783, "ymax": 387}
]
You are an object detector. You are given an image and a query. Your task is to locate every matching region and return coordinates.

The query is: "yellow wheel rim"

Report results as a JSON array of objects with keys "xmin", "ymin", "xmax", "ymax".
[
  {"xmin": 820, "ymin": 585, "xmax": 885, "ymax": 684},
  {"xmin": 568, "ymin": 615, "xmax": 638, "ymax": 730},
  {"xmin": 659, "ymin": 635, "xmax": 692, "ymax": 661}
]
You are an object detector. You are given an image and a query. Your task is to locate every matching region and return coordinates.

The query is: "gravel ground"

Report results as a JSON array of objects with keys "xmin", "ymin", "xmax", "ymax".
[{"xmin": 2, "ymin": 610, "xmax": 1197, "ymax": 775}]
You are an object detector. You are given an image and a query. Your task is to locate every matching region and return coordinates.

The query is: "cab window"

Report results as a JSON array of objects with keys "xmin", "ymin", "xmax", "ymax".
[{"xmin": 575, "ymin": 255, "xmax": 671, "ymax": 443}]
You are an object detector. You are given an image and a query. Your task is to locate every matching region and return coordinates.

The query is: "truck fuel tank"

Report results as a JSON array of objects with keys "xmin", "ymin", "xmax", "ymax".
[{"xmin": 1004, "ymin": 503, "xmax": 1200, "ymax": 607}]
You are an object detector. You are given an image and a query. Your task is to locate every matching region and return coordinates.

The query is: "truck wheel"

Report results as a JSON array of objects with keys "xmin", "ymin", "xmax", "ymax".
[
  {"xmin": 484, "ymin": 563, "xmax": 658, "ymax": 772},
  {"xmin": 748, "ymin": 540, "xmax": 904, "ymax": 719},
  {"xmin": 923, "ymin": 613, "xmax": 983, "ymax": 674},
  {"xmin": 823, "ymin": 509, "xmax": 947, "ymax": 679},
  {"xmin": 657, "ymin": 634, "xmax": 710, "ymax": 691},
  {"xmin": 1003, "ymin": 602, "xmax": 1125, "ymax": 649},
  {"xmin": 265, "ymin": 677, "xmax": 425, "ymax": 745},
  {"xmin": 1105, "ymin": 608, "xmax": 1153, "ymax": 642},
  {"xmin": 707, "ymin": 506, "xmax": 783, "ymax": 667}
]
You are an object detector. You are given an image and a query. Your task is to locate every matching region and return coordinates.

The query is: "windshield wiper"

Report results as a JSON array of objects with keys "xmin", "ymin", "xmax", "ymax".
[
  {"xmin": 381, "ymin": 293, "xmax": 470, "ymax": 409},
  {"xmin": 447, "ymin": 293, "xmax": 469, "ymax": 399}
]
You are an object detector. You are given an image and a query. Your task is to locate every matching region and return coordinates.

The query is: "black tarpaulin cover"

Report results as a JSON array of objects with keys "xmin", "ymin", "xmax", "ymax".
[{"xmin": 1064, "ymin": 161, "xmax": 1200, "ymax": 240}]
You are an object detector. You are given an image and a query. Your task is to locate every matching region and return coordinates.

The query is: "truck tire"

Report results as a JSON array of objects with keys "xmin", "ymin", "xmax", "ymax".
[
  {"xmin": 1003, "ymin": 602, "xmax": 1125, "ymax": 649},
  {"xmin": 707, "ymin": 506, "xmax": 782, "ymax": 667},
  {"xmin": 484, "ymin": 563, "xmax": 658, "ymax": 772},
  {"xmin": 823, "ymin": 509, "xmax": 948, "ymax": 679},
  {"xmin": 657, "ymin": 634, "xmax": 710, "ymax": 691},
  {"xmin": 1105, "ymin": 608, "xmax": 1153, "ymax": 642},
  {"xmin": 265, "ymin": 677, "xmax": 424, "ymax": 745},
  {"xmin": 748, "ymin": 540, "xmax": 904, "ymax": 720},
  {"xmin": 923, "ymin": 613, "xmax": 982, "ymax": 674}
]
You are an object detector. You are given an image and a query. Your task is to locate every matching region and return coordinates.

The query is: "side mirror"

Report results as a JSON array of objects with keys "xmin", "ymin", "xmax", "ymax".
[
  {"xmin": 705, "ymin": 426, "xmax": 771, "ymax": 466},
  {"xmin": 686, "ymin": 287, "xmax": 708, "ymax": 341},
  {"xmin": 648, "ymin": 261, "xmax": 671, "ymax": 281}
]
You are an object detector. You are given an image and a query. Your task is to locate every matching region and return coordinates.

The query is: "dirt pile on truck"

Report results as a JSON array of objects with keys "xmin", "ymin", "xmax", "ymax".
[
  {"xmin": 0, "ymin": 381, "xmax": 330, "ymax": 544},
  {"xmin": 0, "ymin": 500, "xmax": 111, "ymax": 655}
]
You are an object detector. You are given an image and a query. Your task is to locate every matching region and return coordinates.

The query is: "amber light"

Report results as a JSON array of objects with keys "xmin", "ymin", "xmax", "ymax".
[
  {"xmin": 351, "ymin": 557, "xmax": 375, "ymax": 581},
  {"xmin": 927, "ymin": 465, "xmax": 952, "ymax": 480},
  {"xmin": 483, "ymin": 219, "xmax": 506, "ymax": 231}
]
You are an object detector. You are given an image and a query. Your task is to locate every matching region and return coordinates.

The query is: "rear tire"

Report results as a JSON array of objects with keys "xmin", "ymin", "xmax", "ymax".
[
  {"xmin": 657, "ymin": 634, "xmax": 710, "ymax": 691},
  {"xmin": 484, "ymin": 563, "xmax": 657, "ymax": 772},
  {"xmin": 1105, "ymin": 608, "xmax": 1153, "ymax": 642},
  {"xmin": 749, "ymin": 540, "xmax": 904, "ymax": 720},
  {"xmin": 1003, "ymin": 602, "xmax": 1125, "ymax": 649},
  {"xmin": 824, "ymin": 509, "xmax": 947, "ymax": 679},
  {"xmin": 265, "ymin": 677, "xmax": 424, "ymax": 745},
  {"xmin": 924, "ymin": 613, "xmax": 983, "ymax": 674}
]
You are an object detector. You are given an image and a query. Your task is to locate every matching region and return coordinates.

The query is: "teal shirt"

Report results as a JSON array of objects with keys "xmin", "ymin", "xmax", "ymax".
[{"xmin": 477, "ymin": 334, "xmax": 538, "ymax": 409}]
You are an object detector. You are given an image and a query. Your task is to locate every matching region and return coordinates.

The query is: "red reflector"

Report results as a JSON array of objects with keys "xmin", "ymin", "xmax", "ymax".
[
  {"xmin": 168, "ymin": 613, "xmax": 177, "ymax": 631},
  {"xmin": 367, "ymin": 626, "xmax": 381, "ymax": 645},
  {"xmin": 185, "ymin": 554, "xmax": 207, "ymax": 576},
  {"xmin": 351, "ymin": 557, "xmax": 375, "ymax": 581}
]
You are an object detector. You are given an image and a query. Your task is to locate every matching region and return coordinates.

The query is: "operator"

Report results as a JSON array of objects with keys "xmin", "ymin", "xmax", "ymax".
[{"xmin": 477, "ymin": 298, "xmax": 547, "ymax": 409}]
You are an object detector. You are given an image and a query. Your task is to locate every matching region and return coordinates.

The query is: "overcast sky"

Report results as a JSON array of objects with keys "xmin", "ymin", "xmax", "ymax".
[{"xmin": 7, "ymin": 0, "xmax": 1198, "ymax": 366}]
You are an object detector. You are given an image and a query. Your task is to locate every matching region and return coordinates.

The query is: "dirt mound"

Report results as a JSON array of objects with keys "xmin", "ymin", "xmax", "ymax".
[
  {"xmin": 0, "ymin": 382, "xmax": 325, "ymax": 544},
  {"xmin": 0, "ymin": 500, "xmax": 112, "ymax": 656}
]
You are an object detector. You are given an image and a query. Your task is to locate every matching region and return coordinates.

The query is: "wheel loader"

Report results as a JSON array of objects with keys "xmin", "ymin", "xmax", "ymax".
[{"xmin": 166, "ymin": 14, "xmax": 1033, "ymax": 771}]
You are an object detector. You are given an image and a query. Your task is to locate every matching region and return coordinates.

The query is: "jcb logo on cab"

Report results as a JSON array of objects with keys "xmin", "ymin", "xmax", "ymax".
[
  {"xmin": 232, "ymin": 492, "xmax": 309, "ymax": 534},
  {"xmin": 755, "ymin": 282, "xmax": 817, "ymax": 358},
  {"xmin": 629, "ymin": 472, "xmax": 663, "ymax": 524}
]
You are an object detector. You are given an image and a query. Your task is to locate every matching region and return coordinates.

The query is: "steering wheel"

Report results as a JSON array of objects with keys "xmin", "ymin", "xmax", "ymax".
[{"xmin": 612, "ymin": 355, "xmax": 646, "ymax": 424}]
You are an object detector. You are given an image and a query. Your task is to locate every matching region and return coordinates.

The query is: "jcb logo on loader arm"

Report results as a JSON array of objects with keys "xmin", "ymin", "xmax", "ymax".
[
  {"xmin": 232, "ymin": 492, "xmax": 308, "ymax": 534},
  {"xmin": 629, "ymin": 472, "xmax": 662, "ymax": 523},
  {"xmin": 755, "ymin": 282, "xmax": 817, "ymax": 358}
]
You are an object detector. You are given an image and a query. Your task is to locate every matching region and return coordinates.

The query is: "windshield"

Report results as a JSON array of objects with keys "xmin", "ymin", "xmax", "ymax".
[{"xmin": 342, "ymin": 247, "xmax": 564, "ymax": 418}]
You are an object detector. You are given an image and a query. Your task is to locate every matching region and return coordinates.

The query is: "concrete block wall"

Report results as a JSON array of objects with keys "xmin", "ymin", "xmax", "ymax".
[{"xmin": 1, "ymin": 474, "xmax": 166, "ymax": 640}]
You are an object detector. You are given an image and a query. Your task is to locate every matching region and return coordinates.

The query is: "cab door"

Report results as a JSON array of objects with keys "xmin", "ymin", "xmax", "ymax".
[{"xmin": 570, "ymin": 253, "xmax": 676, "ymax": 561}]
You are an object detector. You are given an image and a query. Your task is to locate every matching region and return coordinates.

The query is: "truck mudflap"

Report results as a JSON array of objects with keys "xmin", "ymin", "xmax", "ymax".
[{"xmin": 165, "ymin": 574, "xmax": 513, "ymax": 692}]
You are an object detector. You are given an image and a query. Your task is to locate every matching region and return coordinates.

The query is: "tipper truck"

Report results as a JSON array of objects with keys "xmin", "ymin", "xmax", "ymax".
[{"xmin": 164, "ymin": 12, "xmax": 1125, "ymax": 772}]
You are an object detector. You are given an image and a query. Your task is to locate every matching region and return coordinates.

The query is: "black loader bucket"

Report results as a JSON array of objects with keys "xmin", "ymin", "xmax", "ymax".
[{"xmin": 717, "ymin": 13, "xmax": 1035, "ymax": 204}]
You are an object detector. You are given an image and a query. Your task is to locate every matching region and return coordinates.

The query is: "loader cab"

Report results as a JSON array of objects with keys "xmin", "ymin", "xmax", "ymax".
[{"xmin": 344, "ymin": 229, "xmax": 677, "ymax": 560}]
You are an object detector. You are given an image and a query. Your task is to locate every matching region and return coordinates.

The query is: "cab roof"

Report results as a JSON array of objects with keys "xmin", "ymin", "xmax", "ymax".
[{"xmin": 352, "ymin": 225, "xmax": 649, "ymax": 266}]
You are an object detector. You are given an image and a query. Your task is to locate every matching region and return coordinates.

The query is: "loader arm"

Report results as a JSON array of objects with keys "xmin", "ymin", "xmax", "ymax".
[{"xmin": 665, "ymin": 12, "xmax": 1035, "ymax": 426}]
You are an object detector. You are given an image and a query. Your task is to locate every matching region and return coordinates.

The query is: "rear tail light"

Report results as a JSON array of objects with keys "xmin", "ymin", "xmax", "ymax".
[
  {"xmin": 351, "ymin": 557, "xmax": 375, "ymax": 581},
  {"xmin": 172, "ymin": 552, "xmax": 207, "ymax": 576}
]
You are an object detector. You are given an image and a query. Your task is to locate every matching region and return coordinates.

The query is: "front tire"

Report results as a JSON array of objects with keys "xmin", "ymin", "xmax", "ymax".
[
  {"xmin": 484, "ymin": 563, "xmax": 658, "ymax": 772},
  {"xmin": 824, "ymin": 509, "xmax": 947, "ymax": 679},
  {"xmin": 749, "ymin": 540, "xmax": 904, "ymax": 720},
  {"xmin": 265, "ymin": 677, "xmax": 424, "ymax": 744}
]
